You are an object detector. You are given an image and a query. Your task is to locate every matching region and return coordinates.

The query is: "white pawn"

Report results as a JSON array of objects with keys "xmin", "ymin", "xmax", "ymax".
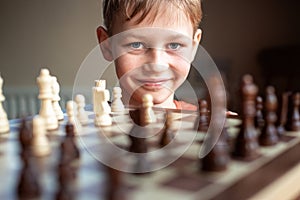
[
  {"xmin": 66, "ymin": 100, "xmax": 81, "ymax": 133},
  {"xmin": 37, "ymin": 68, "xmax": 58, "ymax": 131},
  {"xmin": 51, "ymin": 76, "xmax": 64, "ymax": 121},
  {"xmin": 0, "ymin": 75, "xmax": 9, "ymax": 134},
  {"xmin": 31, "ymin": 116, "xmax": 51, "ymax": 157},
  {"xmin": 75, "ymin": 94, "xmax": 89, "ymax": 126},
  {"xmin": 111, "ymin": 87, "xmax": 125, "ymax": 113},
  {"xmin": 95, "ymin": 90, "xmax": 112, "ymax": 127},
  {"xmin": 142, "ymin": 94, "xmax": 156, "ymax": 125}
]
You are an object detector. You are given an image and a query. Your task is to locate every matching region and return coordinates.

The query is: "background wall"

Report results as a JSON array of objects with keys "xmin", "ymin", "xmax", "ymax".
[{"xmin": 0, "ymin": 0, "xmax": 299, "ymax": 117}]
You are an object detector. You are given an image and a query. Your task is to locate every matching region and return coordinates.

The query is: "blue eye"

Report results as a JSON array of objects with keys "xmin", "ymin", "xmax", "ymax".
[
  {"xmin": 168, "ymin": 43, "xmax": 181, "ymax": 50},
  {"xmin": 130, "ymin": 42, "xmax": 144, "ymax": 49}
]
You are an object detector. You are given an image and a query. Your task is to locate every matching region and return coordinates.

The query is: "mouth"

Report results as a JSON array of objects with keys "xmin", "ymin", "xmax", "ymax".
[{"xmin": 136, "ymin": 78, "xmax": 171, "ymax": 90}]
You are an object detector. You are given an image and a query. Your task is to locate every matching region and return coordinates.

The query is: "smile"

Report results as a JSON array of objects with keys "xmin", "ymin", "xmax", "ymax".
[{"xmin": 136, "ymin": 79, "xmax": 170, "ymax": 89}]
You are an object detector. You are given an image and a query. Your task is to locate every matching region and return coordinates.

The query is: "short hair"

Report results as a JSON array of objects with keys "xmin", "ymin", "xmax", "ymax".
[{"xmin": 102, "ymin": 0, "xmax": 202, "ymax": 35}]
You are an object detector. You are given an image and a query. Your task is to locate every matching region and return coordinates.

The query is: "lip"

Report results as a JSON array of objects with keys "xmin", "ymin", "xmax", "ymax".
[{"xmin": 136, "ymin": 78, "xmax": 170, "ymax": 89}]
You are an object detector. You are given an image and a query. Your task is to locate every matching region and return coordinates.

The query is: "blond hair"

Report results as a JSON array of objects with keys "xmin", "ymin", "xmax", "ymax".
[{"xmin": 102, "ymin": 0, "xmax": 202, "ymax": 35}]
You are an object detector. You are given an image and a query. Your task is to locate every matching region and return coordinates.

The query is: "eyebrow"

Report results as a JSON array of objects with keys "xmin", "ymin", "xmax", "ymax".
[{"xmin": 119, "ymin": 32, "xmax": 191, "ymax": 42}]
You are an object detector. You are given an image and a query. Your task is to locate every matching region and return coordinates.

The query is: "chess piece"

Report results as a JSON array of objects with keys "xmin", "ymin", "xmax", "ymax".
[
  {"xmin": 93, "ymin": 79, "xmax": 106, "ymax": 114},
  {"xmin": 51, "ymin": 76, "xmax": 64, "ymax": 121},
  {"xmin": 111, "ymin": 87, "xmax": 125, "ymax": 113},
  {"xmin": 202, "ymin": 126, "xmax": 229, "ymax": 172},
  {"xmin": 195, "ymin": 99, "xmax": 209, "ymax": 132},
  {"xmin": 17, "ymin": 153, "xmax": 41, "ymax": 199},
  {"xmin": 75, "ymin": 94, "xmax": 89, "ymax": 126},
  {"xmin": 255, "ymin": 96, "xmax": 265, "ymax": 131},
  {"xmin": 31, "ymin": 116, "xmax": 51, "ymax": 157},
  {"xmin": 0, "ymin": 75, "xmax": 9, "ymax": 134},
  {"xmin": 66, "ymin": 100, "xmax": 82, "ymax": 133},
  {"xmin": 232, "ymin": 75, "xmax": 260, "ymax": 160},
  {"xmin": 37, "ymin": 68, "xmax": 58, "ymax": 130},
  {"xmin": 106, "ymin": 165, "xmax": 126, "ymax": 200},
  {"xmin": 140, "ymin": 94, "xmax": 156, "ymax": 126},
  {"xmin": 285, "ymin": 92, "xmax": 300, "ymax": 131},
  {"xmin": 159, "ymin": 111, "xmax": 175, "ymax": 147},
  {"xmin": 18, "ymin": 118, "xmax": 33, "ymax": 159},
  {"xmin": 59, "ymin": 123, "xmax": 80, "ymax": 164},
  {"xmin": 95, "ymin": 89, "xmax": 112, "ymax": 127},
  {"xmin": 277, "ymin": 92, "xmax": 290, "ymax": 136},
  {"xmin": 259, "ymin": 86, "xmax": 279, "ymax": 146}
]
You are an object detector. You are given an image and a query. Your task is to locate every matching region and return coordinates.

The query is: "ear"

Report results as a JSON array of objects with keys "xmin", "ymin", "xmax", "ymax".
[
  {"xmin": 193, "ymin": 28, "xmax": 202, "ymax": 43},
  {"xmin": 191, "ymin": 28, "xmax": 202, "ymax": 60},
  {"xmin": 96, "ymin": 26, "xmax": 113, "ymax": 61}
]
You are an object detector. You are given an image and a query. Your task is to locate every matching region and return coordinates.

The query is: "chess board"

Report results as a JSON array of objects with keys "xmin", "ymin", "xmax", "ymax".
[{"xmin": 1, "ymin": 108, "xmax": 300, "ymax": 200}]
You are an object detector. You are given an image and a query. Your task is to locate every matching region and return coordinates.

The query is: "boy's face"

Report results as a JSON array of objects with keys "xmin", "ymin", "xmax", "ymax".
[{"xmin": 98, "ymin": 7, "xmax": 202, "ymax": 107}]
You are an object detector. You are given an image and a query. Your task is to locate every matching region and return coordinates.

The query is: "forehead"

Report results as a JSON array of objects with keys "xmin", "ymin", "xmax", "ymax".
[{"xmin": 110, "ymin": 4, "xmax": 194, "ymax": 37}]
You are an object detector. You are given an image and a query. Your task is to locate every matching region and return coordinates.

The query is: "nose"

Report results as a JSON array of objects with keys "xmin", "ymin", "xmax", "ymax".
[{"xmin": 143, "ymin": 48, "xmax": 169, "ymax": 73}]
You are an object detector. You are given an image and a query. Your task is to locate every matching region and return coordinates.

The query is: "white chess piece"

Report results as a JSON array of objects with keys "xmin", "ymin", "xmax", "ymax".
[
  {"xmin": 142, "ymin": 94, "xmax": 156, "ymax": 125},
  {"xmin": 111, "ymin": 87, "xmax": 125, "ymax": 113},
  {"xmin": 93, "ymin": 80, "xmax": 106, "ymax": 114},
  {"xmin": 31, "ymin": 116, "xmax": 51, "ymax": 157},
  {"xmin": 75, "ymin": 94, "xmax": 89, "ymax": 126},
  {"xmin": 95, "ymin": 89, "xmax": 112, "ymax": 127},
  {"xmin": 37, "ymin": 69, "xmax": 58, "ymax": 130},
  {"xmin": 66, "ymin": 100, "xmax": 81, "ymax": 133},
  {"xmin": 51, "ymin": 76, "xmax": 64, "ymax": 121},
  {"xmin": 0, "ymin": 75, "xmax": 9, "ymax": 134}
]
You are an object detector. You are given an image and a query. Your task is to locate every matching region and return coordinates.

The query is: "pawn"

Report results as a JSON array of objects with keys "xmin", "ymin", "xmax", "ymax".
[
  {"xmin": 0, "ymin": 75, "xmax": 10, "ymax": 134},
  {"xmin": 277, "ymin": 92, "xmax": 290, "ymax": 136},
  {"xmin": 140, "ymin": 94, "xmax": 156, "ymax": 126},
  {"xmin": 201, "ymin": 127, "xmax": 230, "ymax": 172},
  {"xmin": 31, "ymin": 116, "xmax": 51, "ymax": 157},
  {"xmin": 286, "ymin": 92, "xmax": 300, "ymax": 131},
  {"xmin": 19, "ymin": 118, "xmax": 32, "ymax": 150},
  {"xmin": 59, "ymin": 123, "xmax": 80, "ymax": 164},
  {"xmin": 159, "ymin": 111, "xmax": 175, "ymax": 147},
  {"xmin": 111, "ymin": 87, "xmax": 125, "ymax": 113},
  {"xmin": 255, "ymin": 96, "xmax": 265, "ymax": 130},
  {"xmin": 75, "ymin": 94, "xmax": 89, "ymax": 126},
  {"xmin": 66, "ymin": 100, "xmax": 81, "ymax": 133},
  {"xmin": 17, "ymin": 151, "xmax": 41, "ymax": 199},
  {"xmin": 195, "ymin": 99, "xmax": 209, "ymax": 132},
  {"xmin": 259, "ymin": 86, "xmax": 279, "ymax": 146}
]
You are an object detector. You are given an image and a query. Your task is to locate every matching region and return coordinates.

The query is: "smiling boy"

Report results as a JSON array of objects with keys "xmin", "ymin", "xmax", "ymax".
[{"xmin": 97, "ymin": 0, "xmax": 202, "ymax": 110}]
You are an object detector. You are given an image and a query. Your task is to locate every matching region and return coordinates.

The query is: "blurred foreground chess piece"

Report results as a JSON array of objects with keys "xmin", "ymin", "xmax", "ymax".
[
  {"xmin": 0, "ymin": 74, "xmax": 9, "ymax": 134},
  {"xmin": 31, "ymin": 116, "xmax": 51, "ymax": 157}
]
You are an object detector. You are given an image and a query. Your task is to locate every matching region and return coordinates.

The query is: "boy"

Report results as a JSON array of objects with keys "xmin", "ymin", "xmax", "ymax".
[{"xmin": 97, "ymin": 0, "xmax": 202, "ymax": 110}]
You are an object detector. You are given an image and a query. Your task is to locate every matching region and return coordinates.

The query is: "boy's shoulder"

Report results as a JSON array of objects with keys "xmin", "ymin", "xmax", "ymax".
[{"xmin": 174, "ymin": 100, "xmax": 197, "ymax": 111}]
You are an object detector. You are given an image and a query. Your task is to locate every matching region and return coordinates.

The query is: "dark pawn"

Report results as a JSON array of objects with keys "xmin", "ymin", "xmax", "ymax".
[
  {"xmin": 286, "ymin": 92, "xmax": 300, "ymax": 131},
  {"xmin": 128, "ymin": 134, "xmax": 148, "ymax": 153},
  {"xmin": 17, "ymin": 153, "xmax": 41, "ymax": 199},
  {"xmin": 202, "ymin": 127, "xmax": 230, "ymax": 172},
  {"xmin": 259, "ymin": 86, "xmax": 279, "ymax": 146},
  {"xmin": 59, "ymin": 123, "xmax": 80, "ymax": 165},
  {"xmin": 232, "ymin": 75, "xmax": 260, "ymax": 160},
  {"xmin": 195, "ymin": 99, "xmax": 209, "ymax": 132},
  {"xmin": 255, "ymin": 96, "xmax": 265, "ymax": 130},
  {"xmin": 18, "ymin": 118, "xmax": 32, "ymax": 149},
  {"xmin": 277, "ymin": 92, "xmax": 290, "ymax": 136}
]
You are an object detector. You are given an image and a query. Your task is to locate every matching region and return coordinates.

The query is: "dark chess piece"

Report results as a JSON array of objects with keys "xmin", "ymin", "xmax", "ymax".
[
  {"xmin": 106, "ymin": 166, "xmax": 126, "ymax": 200},
  {"xmin": 59, "ymin": 123, "xmax": 80, "ymax": 165},
  {"xmin": 285, "ymin": 92, "xmax": 300, "ymax": 131},
  {"xmin": 128, "ymin": 134, "xmax": 148, "ymax": 153},
  {"xmin": 18, "ymin": 118, "xmax": 32, "ymax": 150},
  {"xmin": 232, "ymin": 75, "xmax": 260, "ymax": 160},
  {"xmin": 17, "ymin": 152, "xmax": 41, "ymax": 199},
  {"xmin": 195, "ymin": 99, "xmax": 209, "ymax": 132},
  {"xmin": 159, "ymin": 111, "xmax": 175, "ymax": 147},
  {"xmin": 255, "ymin": 96, "xmax": 265, "ymax": 130},
  {"xmin": 277, "ymin": 92, "xmax": 290, "ymax": 137},
  {"xmin": 259, "ymin": 86, "xmax": 279, "ymax": 146},
  {"xmin": 202, "ymin": 126, "xmax": 230, "ymax": 172}
]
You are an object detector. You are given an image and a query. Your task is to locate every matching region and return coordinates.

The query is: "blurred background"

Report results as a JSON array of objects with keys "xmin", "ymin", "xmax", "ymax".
[{"xmin": 0, "ymin": 0, "xmax": 299, "ymax": 118}]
